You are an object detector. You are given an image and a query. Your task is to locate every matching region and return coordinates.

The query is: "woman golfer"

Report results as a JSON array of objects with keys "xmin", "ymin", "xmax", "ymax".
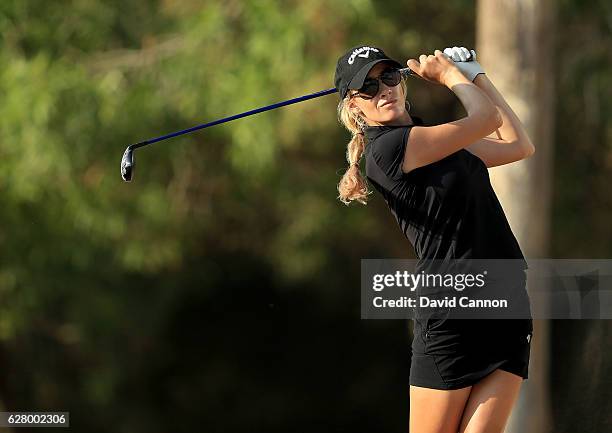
[{"xmin": 334, "ymin": 44, "xmax": 535, "ymax": 433}]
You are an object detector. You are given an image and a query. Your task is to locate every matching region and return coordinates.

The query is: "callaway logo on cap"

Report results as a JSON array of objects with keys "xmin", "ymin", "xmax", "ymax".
[
  {"xmin": 334, "ymin": 44, "xmax": 403, "ymax": 100},
  {"xmin": 347, "ymin": 46, "xmax": 380, "ymax": 64}
]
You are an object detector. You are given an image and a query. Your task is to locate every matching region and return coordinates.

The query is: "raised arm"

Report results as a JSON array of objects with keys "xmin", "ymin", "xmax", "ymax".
[
  {"xmin": 402, "ymin": 51, "xmax": 502, "ymax": 173},
  {"xmin": 463, "ymin": 74, "xmax": 535, "ymax": 167}
]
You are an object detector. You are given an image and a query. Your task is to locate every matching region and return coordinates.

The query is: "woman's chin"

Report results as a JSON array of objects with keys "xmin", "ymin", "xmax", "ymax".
[
  {"xmin": 382, "ymin": 106, "xmax": 403, "ymax": 115},
  {"xmin": 381, "ymin": 112, "xmax": 404, "ymax": 122}
]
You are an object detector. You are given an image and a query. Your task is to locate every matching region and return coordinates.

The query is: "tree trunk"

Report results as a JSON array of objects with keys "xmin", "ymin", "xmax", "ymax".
[{"xmin": 477, "ymin": 1, "xmax": 555, "ymax": 432}]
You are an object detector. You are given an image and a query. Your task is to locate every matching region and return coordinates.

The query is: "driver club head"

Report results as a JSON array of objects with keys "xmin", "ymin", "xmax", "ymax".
[{"xmin": 121, "ymin": 147, "xmax": 135, "ymax": 182}]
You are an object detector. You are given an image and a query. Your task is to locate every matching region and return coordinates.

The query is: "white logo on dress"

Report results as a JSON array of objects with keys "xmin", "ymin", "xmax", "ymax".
[
  {"xmin": 348, "ymin": 46, "xmax": 380, "ymax": 65},
  {"xmin": 526, "ymin": 334, "xmax": 531, "ymax": 343}
]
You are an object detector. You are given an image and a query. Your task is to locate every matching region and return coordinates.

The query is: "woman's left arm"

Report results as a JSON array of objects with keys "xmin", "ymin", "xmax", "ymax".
[{"xmin": 465, "ymin": 74, "xmax": 536, "ymax": 167}]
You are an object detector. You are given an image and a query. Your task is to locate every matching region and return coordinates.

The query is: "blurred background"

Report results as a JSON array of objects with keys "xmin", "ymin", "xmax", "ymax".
[{"xmin": 0, "ymin": 0, "xmax": 610, "ymax": 432}]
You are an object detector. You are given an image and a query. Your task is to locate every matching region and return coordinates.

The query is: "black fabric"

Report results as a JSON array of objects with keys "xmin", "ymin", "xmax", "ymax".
[
  {"xmin": 410, "ymin": 319, "xmax": 532, "ymax": 389},
  {"xmin": 364, "ymin": 118, "xmax": 527, "ymax": 269},
  {"xmin": 364, "ymin": 116, "xmax": 533, "ymax": 389}
]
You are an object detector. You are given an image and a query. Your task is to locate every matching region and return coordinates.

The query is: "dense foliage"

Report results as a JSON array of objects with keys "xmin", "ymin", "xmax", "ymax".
[{"xmin": 0, "ymin": 1, "xmax": 609, "ymax": 432}]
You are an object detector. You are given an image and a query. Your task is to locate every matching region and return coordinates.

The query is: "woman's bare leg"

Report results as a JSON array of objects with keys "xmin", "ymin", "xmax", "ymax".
[
  {"xmin": 458, "ymin": 369, "xmax": 523, "ymax": 433},
  {"xmin": 409, "ymin": 385, "xmax": 473, "ymax": 433}
]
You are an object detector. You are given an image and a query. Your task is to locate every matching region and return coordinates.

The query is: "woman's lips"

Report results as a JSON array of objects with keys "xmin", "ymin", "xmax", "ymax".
[{"xmin": 380, "ymin": 99, "xmax": 397, "ymax": 108}]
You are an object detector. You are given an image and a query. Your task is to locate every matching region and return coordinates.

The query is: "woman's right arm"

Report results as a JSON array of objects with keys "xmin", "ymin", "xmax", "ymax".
[{"xmin": 402, "ymin": 51, "xmax": 502, "ymax": 173}]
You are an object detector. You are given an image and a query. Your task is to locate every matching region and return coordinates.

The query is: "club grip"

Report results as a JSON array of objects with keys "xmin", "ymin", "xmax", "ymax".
[{"xmin": 399, "ymin": 67, "xmax": 415, "ymax": 78}]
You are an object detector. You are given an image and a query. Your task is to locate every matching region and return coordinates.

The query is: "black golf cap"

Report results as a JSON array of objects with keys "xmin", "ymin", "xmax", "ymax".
[{"xmin": 334, "ymin": 44, "xmax": 403, "ymax": 100}]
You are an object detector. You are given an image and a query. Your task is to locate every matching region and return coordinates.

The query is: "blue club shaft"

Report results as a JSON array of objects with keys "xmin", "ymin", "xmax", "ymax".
[
  {"xmin": 130, "ymin": 87, "xmax": 337, "ymax": 149},
  {"xmin": 128, "ymin": 67, "xmax": 413, "ymax": 150}
]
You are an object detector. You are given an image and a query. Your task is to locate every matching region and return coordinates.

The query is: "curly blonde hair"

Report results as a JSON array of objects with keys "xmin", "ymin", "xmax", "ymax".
[{"xmin": 336, "ymin": 77, "xmax": 409, "ymax": 205}]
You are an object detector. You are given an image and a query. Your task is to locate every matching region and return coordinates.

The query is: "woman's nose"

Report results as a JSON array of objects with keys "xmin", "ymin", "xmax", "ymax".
[
  {"xmin": 380, "ymin": 81, "xmax": 393, "ymax": 93},
  {"xmin": 379, "ymin": 83, "xmax": 393, "ymax": 96}
]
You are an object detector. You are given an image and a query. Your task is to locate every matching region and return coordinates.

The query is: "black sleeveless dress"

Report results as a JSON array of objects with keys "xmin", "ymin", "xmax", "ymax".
[{"xmin": 364, "ymin": 117, "xmax": 533, "ymax": 390}]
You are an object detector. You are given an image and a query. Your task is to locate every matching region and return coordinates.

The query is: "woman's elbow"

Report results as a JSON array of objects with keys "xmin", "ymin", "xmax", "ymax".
[{"xmin": 516, "ymin": 137, "xmax": 535, "ymax": 158}]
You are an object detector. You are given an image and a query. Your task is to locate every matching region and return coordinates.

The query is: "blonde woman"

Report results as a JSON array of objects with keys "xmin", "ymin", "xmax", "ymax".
[{"xmin": 334, "ymin": 45, "xmax": 535, "ymax": 433}]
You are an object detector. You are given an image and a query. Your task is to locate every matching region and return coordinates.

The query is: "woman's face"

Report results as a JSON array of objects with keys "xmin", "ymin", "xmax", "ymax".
[{"xmin": 348, "ymin": 61, "xmax": 410, "ymax": 126}]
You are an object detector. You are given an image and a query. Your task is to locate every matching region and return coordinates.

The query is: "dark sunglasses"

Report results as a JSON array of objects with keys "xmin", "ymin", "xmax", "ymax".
[{"xmin": 351, "ymin": 68, "xmax": 402, "ymax": 100}]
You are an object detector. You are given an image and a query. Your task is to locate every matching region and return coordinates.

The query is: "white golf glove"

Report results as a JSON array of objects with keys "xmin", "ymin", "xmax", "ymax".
[{"xmin": 443, "ymin": 46, "xmax": 485, "ymax": 82}]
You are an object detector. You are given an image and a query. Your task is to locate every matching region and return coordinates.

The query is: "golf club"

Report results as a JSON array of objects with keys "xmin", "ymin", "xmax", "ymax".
[{"xmin": 120, "ymin": 67, "xmax": 416, "ymax": 182}]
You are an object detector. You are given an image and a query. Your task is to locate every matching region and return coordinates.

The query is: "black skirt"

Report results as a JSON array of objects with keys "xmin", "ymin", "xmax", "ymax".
[{"xmin": 409, "ymin": 272, "xmax": 534, "ymax": 390}]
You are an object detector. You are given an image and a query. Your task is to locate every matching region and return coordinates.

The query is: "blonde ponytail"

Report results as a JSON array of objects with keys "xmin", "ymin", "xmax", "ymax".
[{"xmin": 336, "ymin": 93, "xmax": 371, "ymax": 204}]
